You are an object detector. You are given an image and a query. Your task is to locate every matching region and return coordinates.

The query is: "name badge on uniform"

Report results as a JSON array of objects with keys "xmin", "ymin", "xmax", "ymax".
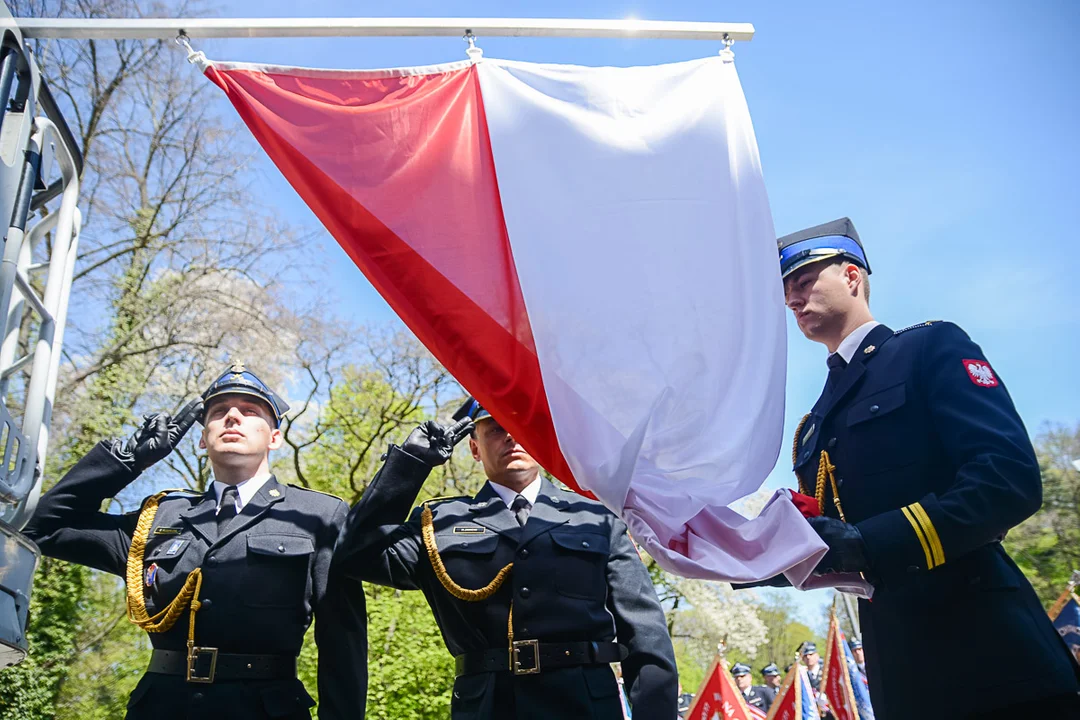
[
  {"xmin": 166, "ymin": 539, "xmax": 187, "ymax": 556},
  {"xmin": 153, "ymin": 527, "xmax": 181, "ymax": 536},
  {"xmin": 145, "ymin": 562, "xmax": 159, "ymax": 587},
  {"xmin": 453, "ymin": 526, "xmax": 486, "ymax": 535}
]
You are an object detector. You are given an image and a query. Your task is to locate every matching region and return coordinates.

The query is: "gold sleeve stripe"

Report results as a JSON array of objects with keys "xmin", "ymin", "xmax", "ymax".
[
  {"xmin": 909, "ymin": 502, "xmax": 945, "ymax": 567},
  {"xmin": 901, "ymin": 505, "xmax": 936, "ymax": 569}
]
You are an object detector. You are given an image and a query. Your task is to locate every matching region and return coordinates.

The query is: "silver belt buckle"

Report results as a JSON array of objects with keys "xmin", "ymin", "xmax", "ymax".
[
  {"xmin": 511, "ymin": 639, "xmax": 540, "ymax": 675},
  {"xmin": 186, "ymin": 646, "xmax": 218, "ymax": 683}
]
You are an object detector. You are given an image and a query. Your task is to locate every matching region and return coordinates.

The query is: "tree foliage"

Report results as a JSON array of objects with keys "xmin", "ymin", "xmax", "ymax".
[{"xmin": 1005, "ymin": 423, "xmax": 1080, "ymax": 606}]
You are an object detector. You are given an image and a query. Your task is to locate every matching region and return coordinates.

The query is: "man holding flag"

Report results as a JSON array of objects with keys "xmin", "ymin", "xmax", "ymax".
[{"xmin": 778, "ymin": 218, "xmax": 1080, "ymax": 718}]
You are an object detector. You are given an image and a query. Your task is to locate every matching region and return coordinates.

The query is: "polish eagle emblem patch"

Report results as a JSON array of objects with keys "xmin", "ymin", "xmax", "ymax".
[{"xmin": 963, "ymin": 359, "xmax": 998, "ymax": 387}]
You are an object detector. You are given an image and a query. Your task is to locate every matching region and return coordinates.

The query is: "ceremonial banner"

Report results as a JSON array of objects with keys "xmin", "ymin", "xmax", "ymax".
[
  {"xmin": 686, "ymin": 655, "xmax": 764, "ymax": 720},
  {"xmin": 822, "ymin": 610, "xmax": 874, "ymax": 720},
  {"xmin": 766, "ymin": 664, "xmax": 821, "ymax": 720},
  {"xmin": 203, "ymin": 52, "xmax": 830, "ymax": 583},
  {"xmin": 1049, "ymin": 588, "xmax": 1080, "ymax": 664}
]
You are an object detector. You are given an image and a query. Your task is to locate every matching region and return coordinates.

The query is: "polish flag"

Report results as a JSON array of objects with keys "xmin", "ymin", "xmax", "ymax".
[
  {"xmin": 767, "ymin": 664, "xmax": 821, "ymax": 720},
  {"xmin": 203, "ymin": 51, "xmax": 830, "ymax": 583}
]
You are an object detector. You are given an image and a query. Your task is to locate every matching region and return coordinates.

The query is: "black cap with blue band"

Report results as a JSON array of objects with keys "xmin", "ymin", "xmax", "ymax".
[
  {"xmin": 777, "ymin": 217, "xmax": 870, "ymax": 279},
  {"xmin": 201, "ymin": 361, "xmax": 289, "ymax": 428}
]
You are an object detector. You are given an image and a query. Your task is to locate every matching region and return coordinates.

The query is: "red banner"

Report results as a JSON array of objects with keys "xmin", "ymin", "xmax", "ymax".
[
  {"xmin": 686, "ymin": 656, "xmax": 762, "ymax": 720},
  {"xmin": 821, "ymin": 611, "xmax": 859, "ymax": 720}
]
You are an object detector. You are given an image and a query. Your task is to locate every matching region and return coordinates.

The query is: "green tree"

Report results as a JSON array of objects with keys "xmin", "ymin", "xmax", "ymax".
[{"xmin": 1005, "ymin": 423, "xmax": 1080, "ymax": 606}]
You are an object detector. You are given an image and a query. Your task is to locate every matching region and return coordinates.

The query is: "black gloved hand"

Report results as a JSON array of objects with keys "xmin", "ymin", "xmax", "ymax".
[
  {"xmin": 111, "ymin": 398, "xmax": 203, "ymax": 473},
  {"xmin": 400, "ymin": 418, "xmax": 474, "ymax": 467},
  {"xmin": 808, "ymin": 515, "xmax": 871, "ymax": 575}
]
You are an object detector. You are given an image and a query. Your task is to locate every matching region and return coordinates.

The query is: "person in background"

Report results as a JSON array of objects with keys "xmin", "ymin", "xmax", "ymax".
[{"xmin": 731, "ymin": 662, "xmax": 773, "ymax": 714}]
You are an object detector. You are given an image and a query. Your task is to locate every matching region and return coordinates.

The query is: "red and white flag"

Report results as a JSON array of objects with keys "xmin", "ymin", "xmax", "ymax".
[
  {"xmin": 203, "ymin": 52, "xmax": 831, "ymax": 583},
  {"xmin": 822, "ymin": 611, "xmax": 859, "ymax": 720},
  {"xmin": 686, "ymin": 656, "xmax": 766, "ymax": 720}
]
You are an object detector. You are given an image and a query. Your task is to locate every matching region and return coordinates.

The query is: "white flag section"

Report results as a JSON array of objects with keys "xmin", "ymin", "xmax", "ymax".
[
  {"xmin": 479, "ymin": 57, "xmax": 820, "ymax": 581},
  {"xmin": 206, "ymin": 52, "xmax": 871, "ymax": 592}
]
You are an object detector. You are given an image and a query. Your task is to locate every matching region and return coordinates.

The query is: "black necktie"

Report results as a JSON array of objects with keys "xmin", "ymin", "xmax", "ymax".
[
  {"xmin": 511, "ymin": 494, "xmax": 531, "ymax": 527},
  {"xmin": 825, "ymin": 353, "xmax": 848, "ymax": 395},
  {"xmin": 217, "ymin": 485, "xmax": 239, "ymax": 532}
]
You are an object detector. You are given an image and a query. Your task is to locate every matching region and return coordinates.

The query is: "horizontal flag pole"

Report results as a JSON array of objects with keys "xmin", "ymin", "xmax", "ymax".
[{"xmin": 6, "ymin": 17, "xmax": 755, "ymax": 42}]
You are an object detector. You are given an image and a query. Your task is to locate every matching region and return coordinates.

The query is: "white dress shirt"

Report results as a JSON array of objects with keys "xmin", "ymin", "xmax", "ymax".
[
  {"xmin": 213, "ymin": 471, "xmax": 273, "ymax": 512},
  {"xmin": 832, "ymin": 320, "xmax": 881, "ymax": 364},
  {"xmin": 487, "ymin": 476, "xmax": 542, "ymax": 510}
]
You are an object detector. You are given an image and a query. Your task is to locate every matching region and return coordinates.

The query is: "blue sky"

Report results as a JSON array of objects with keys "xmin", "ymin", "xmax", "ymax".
[{"xmin": 204, "ymin": 0, "xmax": 1079, "ymax": 626}]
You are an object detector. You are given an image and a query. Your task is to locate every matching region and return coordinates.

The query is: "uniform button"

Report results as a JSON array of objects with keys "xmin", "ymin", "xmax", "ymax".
[
  {"xmin": 207, "ymin": 556, "xmax": 217, "ymax": 564},
  {"xmin": 461, "ymin": 541, "xmax": 470, "ymax": 547},
  {"xmin": 201, "ymin": 599, "xmax": 212, "ymax": 609},
  {"xmin": 907, "ymin": 565, "xmax": 920, "ymax": 574},
  {"xmin": 827, "ymin": 438, "xmax": 837, "ymax": 449},
  {"xmin": 869, "ymin": 405, "xmax": 880, "ymax": 413},
  {"xmin": 453, "ymin": 691, "xmax": 461, "ymax": 700},
  {"xmin": 581, "ymin": 541, "xmax": 590, "ymax": 549},
  {"xmin": 192, "ymin": 692, "xmax": 205, "ymax": 702},
  {"xmin": 278, "ymin": 544, "xmax": 286, "ymax": 553},
  {"xmin": 521, "ymin": 627, "xmax": 529, "ymax": 634},
  {"xmin": 520, "ymin": 587, "xmax": 531, "ymax": 598},
  {"xmin": 519, "ymin": 548, "xmax": 529, "ymax": 559}
]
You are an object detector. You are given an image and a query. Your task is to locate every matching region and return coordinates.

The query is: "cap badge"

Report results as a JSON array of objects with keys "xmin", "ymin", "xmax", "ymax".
[{"xmin": 230, "ymin": 359, "xmax": 246, "ymax": 373}]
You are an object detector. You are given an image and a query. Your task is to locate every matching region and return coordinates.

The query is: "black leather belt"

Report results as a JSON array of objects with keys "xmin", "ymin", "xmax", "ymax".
[
  {"xmin": 147, "ymin": 648, "xmax": 297, "ymax": 684},
  {"xmin": 455, "ymin": 641, "xmax": 627, "ymax": 677}
]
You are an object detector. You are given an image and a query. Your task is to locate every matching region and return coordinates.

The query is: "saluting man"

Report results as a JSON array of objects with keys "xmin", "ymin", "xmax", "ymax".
[
  {"xmin": 333, "ymin": 397, "xmax": 678, "ymax": 719},
  {"xmin": 731, "ymin": 662, "xmax": 774, "ymax": 714},
  {"xmin": 778, "ymin": 218, "xmax": 1080, "ymax": 719},
  {"xmin": 23, "ymin": 363, "xmax": 366, "ymax": 720}
]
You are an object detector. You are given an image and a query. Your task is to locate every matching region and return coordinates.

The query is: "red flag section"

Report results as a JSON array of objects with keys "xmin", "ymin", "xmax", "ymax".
[
  {"xmin": 821, "ymin": 611, "xmax": 859, "ymax": 720},
  {"xmin": 686, "ymin": 656, "xmax": 762, "ymax": 720},
  {"xmin": 204, "ymin": 61, "xmax": 578, "ymax": 492}
]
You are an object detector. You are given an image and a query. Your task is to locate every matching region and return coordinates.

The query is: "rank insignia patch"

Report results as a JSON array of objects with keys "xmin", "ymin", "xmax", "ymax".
[
  {"xmin": 145, "ymin": 562, "xmax": 159, "ymax": 587},
  {"xmin": 453, "ymin": 526, "xmax": 486, "ymax": 534},
  {"xmin": 963, "ymin": 359, "xmax": 998, "ymax": 387},
  {"xmin": 166, "ymin": 539, "xmax": 186, "ymax": 556},
  {"xmin": 153, "ymin": 527, "xmax": 181, "ymax": 535}
]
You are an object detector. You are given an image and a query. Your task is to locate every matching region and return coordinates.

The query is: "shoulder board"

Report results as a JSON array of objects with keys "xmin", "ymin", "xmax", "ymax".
[
  {"xmin": 422, "ymin": 495, "xmax": 468, "ymax": 506},
  {"xmin": 287, "ymin": 484, "xmax": 343, "ymax": 501},
  {"xmin": 894, "ymin": 320, "xmax": 940, "ymax": 336}
]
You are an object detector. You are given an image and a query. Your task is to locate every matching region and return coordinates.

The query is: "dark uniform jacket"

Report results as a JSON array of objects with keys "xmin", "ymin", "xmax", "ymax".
[
  {"xmin": 22, "ymin": 443, "xmax": 366, "ymax": 720},
  {"xmin": 333, "ymin": 446, "xmax": 678, "ymax": 720},
  {"xmin": 793, "ymin": 321, "xmax": 1080, "ymax": 719},
  {"xmin": 742, "ymin": 685, "xmax": 773, "ymax": 713}
]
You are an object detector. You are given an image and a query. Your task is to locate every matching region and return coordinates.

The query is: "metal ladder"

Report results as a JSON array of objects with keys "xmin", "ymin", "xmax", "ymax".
[{"xmin": 0, "ymin": 8, "xmax": 83, "ymax": 668}]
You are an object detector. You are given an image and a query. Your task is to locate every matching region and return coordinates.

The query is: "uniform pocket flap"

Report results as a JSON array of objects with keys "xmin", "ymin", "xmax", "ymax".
[
  {"xmin": 435, "ymin": 531, "xmax": 500, "ymax": 555},
  {"xmin": 847, "ymin": 383, "xmax": 906, "ymax": 427},
  {"xmin": 550, "ymin": 529, "xmax": 609, "ymax": 555},
  {"xmin": 247, "ymin": 534, "xmax": 315, "ymax": 558}
]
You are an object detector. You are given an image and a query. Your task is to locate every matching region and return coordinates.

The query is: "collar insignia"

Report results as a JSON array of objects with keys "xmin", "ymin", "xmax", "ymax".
[
  {"xmin": 268, "ymin": 488, "xmax": 281, "ymax": 497},
  {"xmin": 863, "ymin": 345, "xmax": 876, "ymax": 355}
]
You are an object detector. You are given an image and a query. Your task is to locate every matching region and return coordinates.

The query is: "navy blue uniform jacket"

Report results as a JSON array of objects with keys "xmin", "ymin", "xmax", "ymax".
[
  {"xmin": 794, "ymin": 321, "xmax": 1080, "ymax": 718},
  {"xmin": 22, "ymin": 443, "xmax": 367, "ymax": 720},
  {"xmin": 333, "ymin": 446, "xmax": 678, "ymax": 720}
]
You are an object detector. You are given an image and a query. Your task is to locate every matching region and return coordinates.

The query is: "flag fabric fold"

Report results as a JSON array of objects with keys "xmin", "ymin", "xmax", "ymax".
[{"xmin": 204, "ymin": 52, "xmax": 834, "ymax": 585}]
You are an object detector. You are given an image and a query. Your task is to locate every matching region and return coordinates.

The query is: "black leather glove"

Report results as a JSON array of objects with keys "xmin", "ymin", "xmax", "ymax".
[
  {"xmin": 400, "ymin": 418, "xmax": 474, "ymax": 467},
  {"xmin": 110, "ymin": 398, "xmax": 203, "ymax": 473},
  {"xmin": 808, "ymin": 515, "xmax": 871, "ymax": 575}
]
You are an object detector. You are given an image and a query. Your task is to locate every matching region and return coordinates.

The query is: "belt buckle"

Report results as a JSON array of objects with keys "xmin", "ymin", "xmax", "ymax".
[
  {"xmin": 511, "ymin": 639, "xmax": 540, "ymax": 675},
  {"xmin": 186, "ymin": 646, "xmax": 218, "ymax": 683}
]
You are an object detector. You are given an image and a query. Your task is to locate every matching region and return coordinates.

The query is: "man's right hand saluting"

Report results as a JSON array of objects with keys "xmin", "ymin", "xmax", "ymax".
[
  {"xmin": 401, "ymin": 418, "xmax": 474, "ymax": 467},
  {"xmin": 110, "ymin": 398, "xmax": 203, "ymax": 473}
]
